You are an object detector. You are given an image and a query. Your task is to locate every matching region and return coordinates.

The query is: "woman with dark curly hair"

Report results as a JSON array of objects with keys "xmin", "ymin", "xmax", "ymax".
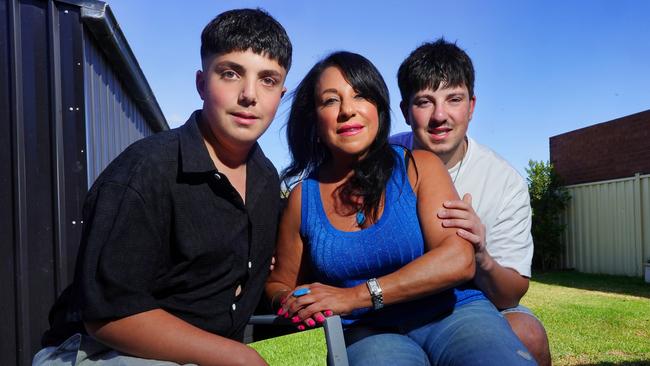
[{"xmin": 266, "ymin": 51, "xmax": 535, "ymax": 365}]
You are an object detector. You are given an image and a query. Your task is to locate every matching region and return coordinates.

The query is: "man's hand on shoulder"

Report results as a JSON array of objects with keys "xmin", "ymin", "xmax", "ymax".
[
  {"xmin": 437, "ymin": 193, "xmax": 528, "ymax": 308},
  {"xmin": 437, "ymin": 193, "xmax": 494, "ymax": 271}
]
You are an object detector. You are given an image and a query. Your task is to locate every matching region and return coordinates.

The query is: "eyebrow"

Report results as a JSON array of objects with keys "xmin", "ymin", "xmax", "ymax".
[
  {"xmin": 320, "ymin": 88, "xmax": 339, "ymax": 95},
  {"xmin": 214, "ymin": 61, "xmax": 245, "ymax": 75},
  {"xmin": 446, "ymin": 92, "xmax": 466, "ymax": 98},
  {"xmin": 259, "ymin": 69, "xmax": 283, "ymax": 79},
  {"xmin": 214, "ymin": 61, "xmax": 283, "ymax": 80}
]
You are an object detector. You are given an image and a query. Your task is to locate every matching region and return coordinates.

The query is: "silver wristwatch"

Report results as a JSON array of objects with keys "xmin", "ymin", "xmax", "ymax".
[{"xmin": 366, "ymin": 278, "xmax": 384, "ymax": 310}]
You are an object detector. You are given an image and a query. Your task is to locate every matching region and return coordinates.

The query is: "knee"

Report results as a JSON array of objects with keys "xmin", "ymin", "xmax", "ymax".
[
  {"xmin": 508, "ymin": 313, "xmax": 547, "ymax": 347},
  {"xmin": 505, "ymin": 312, "xmax": 551, "ymax": 366}
]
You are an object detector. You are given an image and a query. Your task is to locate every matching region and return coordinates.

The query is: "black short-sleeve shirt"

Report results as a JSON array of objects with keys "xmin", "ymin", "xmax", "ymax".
[{"xmin": 42, "ymin": 110, "xmax": 280, "ymax": 346}]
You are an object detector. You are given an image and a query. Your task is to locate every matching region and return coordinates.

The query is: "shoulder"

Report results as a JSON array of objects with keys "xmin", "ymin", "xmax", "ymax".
[
  {"xmin": 468, "ymin": 138, "xmax": 526, "ymax": 190},
  {"xmin": 286, "ymin": 182, "xmax": 303, "ymax": 209},
  {"xmin": 388, "ymin": 131, "xmax": 414, "ymax": 148},
  {"xmin": 117, "ymin": 130, "xmax": 177, "ymax": 167},
  {"xmin": 91, "ymin": 130, "xmax": 179, "ymax": 193},
  {"xmin": 281, "ymin": 182, "xmax": 303, "ymax": 230},
  {"xmin": 127, "ymin": 129, "xmax": 179, "ymax": 159},
  {"xmin": 410, "ymin": 149, "xmax": 447, "ymax": 171},
  {"xmin": 406, "ymin": 149, "xmax": 449, "ymax": 191}
]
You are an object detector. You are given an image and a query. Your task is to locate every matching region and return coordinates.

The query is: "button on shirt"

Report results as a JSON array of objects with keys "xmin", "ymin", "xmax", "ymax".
[{"xmin": 42, "ymin": 110, "xmax": 280, "ymax": 346}]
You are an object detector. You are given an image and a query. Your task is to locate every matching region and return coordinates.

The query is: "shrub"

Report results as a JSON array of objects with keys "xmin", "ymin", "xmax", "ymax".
[{"xmin": 526, "ymin": 160, "xmax": 571, "ymax": 271}]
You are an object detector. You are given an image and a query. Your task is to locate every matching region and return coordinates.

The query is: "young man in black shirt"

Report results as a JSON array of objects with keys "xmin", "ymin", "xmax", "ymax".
[{"xmin": 35, "ymin": 8, "xmax": 291, "ymax": 366}]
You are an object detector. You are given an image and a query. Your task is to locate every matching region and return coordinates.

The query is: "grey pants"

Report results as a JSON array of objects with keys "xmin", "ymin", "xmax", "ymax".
[{"xmin": 32, "ymin": 334, "xmax": 197, "ymax": 366}]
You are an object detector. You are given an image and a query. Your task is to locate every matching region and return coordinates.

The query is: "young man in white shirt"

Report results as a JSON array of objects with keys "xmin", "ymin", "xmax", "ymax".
[{"xmin": 390, "ymin": 39, "xmax": 551, "ymax": 366}]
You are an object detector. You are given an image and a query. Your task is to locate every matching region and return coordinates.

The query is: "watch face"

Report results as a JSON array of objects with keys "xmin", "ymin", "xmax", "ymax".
[
  {"xmin": 368, "ymin": 279, "xmax": 381, "ymax": 295},
  {"xmin": 368, "ymin": 280, "xmax": 376, "ymax": 292},
  {"xmin": 367, "ymin": 279, "xmax": 383, "ymax": 309}
]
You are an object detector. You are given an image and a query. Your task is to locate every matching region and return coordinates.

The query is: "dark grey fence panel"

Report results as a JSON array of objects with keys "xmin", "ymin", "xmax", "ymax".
[
  {"xmin": 1, "ymin": 1, "xmax": 90, "ymax": 363},
  {"xmin": 1, "ymin": 1, "xmax": 168, "ymax": 364},
  {"xmin": 1, "ymin": 0, "xmax": 18, "ymax": 364},
  {"xmin": 16, "ymin": 2, "xmax": 57, "ymax": 364},
  {"xmin": 83, "ymin": 30, "xmax": 155, "ymax": 185},
  {"xmin": 55, "ymin": 0, "xmax": 87, "ymax": 292}
]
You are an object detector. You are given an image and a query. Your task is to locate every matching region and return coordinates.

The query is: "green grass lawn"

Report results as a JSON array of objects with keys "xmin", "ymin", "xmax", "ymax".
[
  {"xmin": 523, "ymin": 271, "xmax": 650, "ymax": 365},
  {"xmin": 250, "ymin": 271, "xmax": 650, "ymax": 365},
  {"xmin": 250, "ymin": 327, "xmax": 327, "ymax": 365}
]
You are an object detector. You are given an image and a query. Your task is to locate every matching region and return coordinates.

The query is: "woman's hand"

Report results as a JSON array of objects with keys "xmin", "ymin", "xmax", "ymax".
[{"xmin": 277, "ymin": 283, "xmax": 362, "ymax": 330}]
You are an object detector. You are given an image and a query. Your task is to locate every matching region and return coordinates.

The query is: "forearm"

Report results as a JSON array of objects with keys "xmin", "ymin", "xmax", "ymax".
[
  {"xmin": 85, "ymin": 309, "xmax": 266, "ymax": 366},
  {"xmin": 473, "ymin": 254, "xmax": 529, "ymax": 309},
  {"xmin": 349, "ymin": 239, "xmax": 476, "ymax": 309},
  {"xmin": 266, "ymin": 185, "xmax": 306, "ymax": 313}
]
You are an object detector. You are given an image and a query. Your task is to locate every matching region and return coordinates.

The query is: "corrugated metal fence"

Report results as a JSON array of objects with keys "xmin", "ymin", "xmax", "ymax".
[
  {"xmin": 84, "ymin": 29, "xmax": 154, "ymax": 184},
  {"xmin": 561, "ymin": 173, "xmax": 650, "ymax": 277},
  {"xmin": 1, "ymin": 0, "xmax": 167, "ymax": 364}
]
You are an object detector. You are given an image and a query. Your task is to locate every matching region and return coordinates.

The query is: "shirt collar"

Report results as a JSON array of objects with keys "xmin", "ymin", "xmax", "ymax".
[
  {"xmin": 177, "ymin": 110, "xmax": 275, "ymax": 181},
  {"xmin": 178, "ymin": 110, "xmax": 216, "ymax": 174}
]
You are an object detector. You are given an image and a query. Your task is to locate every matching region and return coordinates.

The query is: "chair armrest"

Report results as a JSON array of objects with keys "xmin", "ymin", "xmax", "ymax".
[
  {"xmin": 323, "ymin": 315, "xmax": 349, "ymax": 366},
  {"xmin": 247, "ymin": 314, "xmax": 349, "ymax": 366},
  {"xmin": 248, "ymin": 314, "xmax": 293, "ymax": 326}
]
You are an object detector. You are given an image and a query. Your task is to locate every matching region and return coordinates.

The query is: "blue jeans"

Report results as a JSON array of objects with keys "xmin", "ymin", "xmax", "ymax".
[{"xmin": 346, "ymin": 299, "xmax": 537, "ymax": 366}]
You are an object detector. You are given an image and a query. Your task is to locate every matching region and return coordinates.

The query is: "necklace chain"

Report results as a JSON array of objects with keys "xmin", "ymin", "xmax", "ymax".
[{"xmin": 452, "ymin": 139, "xmax": 467, "ymax": 185}]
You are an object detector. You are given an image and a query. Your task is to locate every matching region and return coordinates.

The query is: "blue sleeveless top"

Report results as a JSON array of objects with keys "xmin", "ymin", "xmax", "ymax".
[{"xmin": 300, "ymin": 146, "xmax": 484, "ymax": 327}]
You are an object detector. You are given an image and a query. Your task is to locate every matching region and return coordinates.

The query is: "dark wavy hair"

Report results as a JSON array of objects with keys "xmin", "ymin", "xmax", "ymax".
[
  {"xmin": 282, "ymin": 51, "xmax": 395, "ymax": 221},
  {"xmin": 398, "ymin": 38, "xmax": 474, "ymax": 103},
  {"xmin": 201, "ymin": 8, "xmax": 292, "ymax": 71}
]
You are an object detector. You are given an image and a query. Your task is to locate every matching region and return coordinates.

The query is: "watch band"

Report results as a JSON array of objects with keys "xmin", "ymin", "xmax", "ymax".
[{"xmin": 366, "ymin": 278, "xmax": 384, "ymax": 310}]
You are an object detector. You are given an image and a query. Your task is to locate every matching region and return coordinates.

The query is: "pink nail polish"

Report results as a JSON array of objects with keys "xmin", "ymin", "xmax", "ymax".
[
  {"xmin": 297, "ymin": 325, "xmax": 305, "ymax": 331},
  {"xmin": 324, "ymin": 310, "xmax": 333, "ymax": 317},
  {"xmin": 277, "ymin": 308, "xmax": 284, "ymax": 316},
  {"xmin": 315, "ymin": 314, "xmax": 325, "ymax": 323},
  {"xmin": 306, "ymin": 319, "xmax": 315, "ymax": 327},
  {"xmin": 284, "ymin": 312, "xmax": 289, "ymax": 318},
  {"xmin": 291, "ymin": 316, "xmax": 300, "ymax": 323}
]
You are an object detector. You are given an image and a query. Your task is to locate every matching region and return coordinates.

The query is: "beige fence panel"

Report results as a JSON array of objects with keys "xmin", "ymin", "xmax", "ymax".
[
  {"xmin": 561, "ymin": 173, "xmax": 650, "ymax": 277},
  {"xmin": 642, "ymin": 175, "xmax": 650, "ymax": 269}
]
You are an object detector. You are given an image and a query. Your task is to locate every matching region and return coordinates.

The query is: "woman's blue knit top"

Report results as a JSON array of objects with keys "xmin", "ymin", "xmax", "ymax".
[{"xmin": 300, "ymin": 146, "xmax": 484, "ymax": 326}]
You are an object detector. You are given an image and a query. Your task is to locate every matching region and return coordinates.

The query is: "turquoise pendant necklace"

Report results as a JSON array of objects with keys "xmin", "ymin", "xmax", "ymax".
[{"xmin": 356, "ymin": 209, "xmax": 366, "ymax": 226}]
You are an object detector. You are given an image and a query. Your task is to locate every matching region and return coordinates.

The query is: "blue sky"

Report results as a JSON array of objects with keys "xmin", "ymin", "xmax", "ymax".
[{"xmin": 106, "ymin": 0, "xmax": 650, "ymax": 175}]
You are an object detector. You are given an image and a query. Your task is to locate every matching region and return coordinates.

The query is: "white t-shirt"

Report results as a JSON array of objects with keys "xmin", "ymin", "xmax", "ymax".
[{"xmin": 390, "ymin": 132, "xmax": 533, "ymax": 277}]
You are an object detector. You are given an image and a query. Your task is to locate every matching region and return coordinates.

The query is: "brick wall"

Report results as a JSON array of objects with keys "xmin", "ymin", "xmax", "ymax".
[{"xmin": 550, "ymin": 109, "xmax": 650, "ymax": 185}]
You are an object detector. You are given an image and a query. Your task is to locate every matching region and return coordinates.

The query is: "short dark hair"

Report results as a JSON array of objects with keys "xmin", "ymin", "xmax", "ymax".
[
  {"xmin": 397, "ymin": 38, "xmax": 474, "ymax": 102},
  {"xmin": 282, "ymin": 51, "xmax": 395, "ymax": 221},
  {"xmin": 200, "ymin": 8, "xmax": 292, "ymax": 71}
]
